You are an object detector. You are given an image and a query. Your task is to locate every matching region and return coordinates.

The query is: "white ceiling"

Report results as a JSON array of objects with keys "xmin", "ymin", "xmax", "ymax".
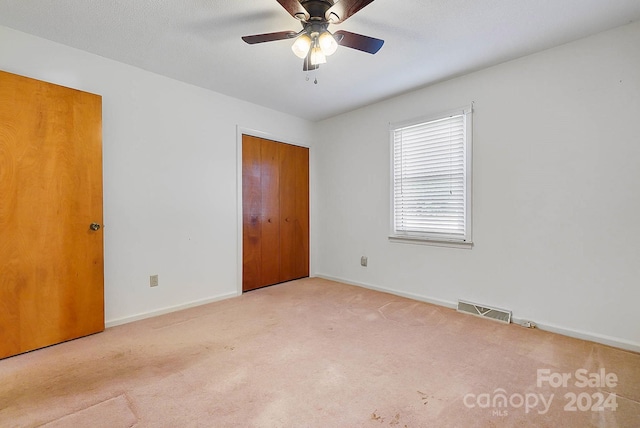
[{"xmin": 1, "ymin": 1, "xmax": 639, "ymax": 121}]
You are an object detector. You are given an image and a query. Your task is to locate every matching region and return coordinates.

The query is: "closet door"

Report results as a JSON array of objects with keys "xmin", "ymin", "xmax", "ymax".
[
  {"xmin": 280, "ymin": 143, "xmax": 309, "ymax": 282},
  {"xmin": 242, "ymin": 135, "xmax": 265, "ymax": 291},
  {"xmin": 258, "ymin": 138, "xmax": 281, "ymax": 286},
  {"xmin": 242, "ymin": 135, "xmax": 309, "ymax": 291}
]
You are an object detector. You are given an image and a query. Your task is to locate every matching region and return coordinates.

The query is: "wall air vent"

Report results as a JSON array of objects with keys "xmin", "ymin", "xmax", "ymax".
[{"xmin": 457, "ymin": 300, "xmax": 512, "ymax": 324}]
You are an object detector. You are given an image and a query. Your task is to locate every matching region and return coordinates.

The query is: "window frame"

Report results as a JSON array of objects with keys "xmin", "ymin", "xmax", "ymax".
[{"xmin": 389, "ymin": 106, "xmax": 473, "ymax": 248}]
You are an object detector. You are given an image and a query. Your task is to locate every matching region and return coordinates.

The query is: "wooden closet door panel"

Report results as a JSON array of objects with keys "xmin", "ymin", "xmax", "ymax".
[
  {"xmin": 280, "ymin": 143, "xmax": 309, "ymax": 282},
  {"xmin": 242, "ymin": 136, "xmax": 262, "ymax": 291},
  {"xmin": 293, "ymin": 145, "xmax": 310, "ymax": 279},
  {"xmin": 259, "ymin": 138, "xmax": 281, "ymax": 286},
  {"xmin": 279, "ymin": 143, "xmax": 297, "ymax": 282}
]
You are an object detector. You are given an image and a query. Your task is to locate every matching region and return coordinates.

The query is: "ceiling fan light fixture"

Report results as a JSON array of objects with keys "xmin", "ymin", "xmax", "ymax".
[
  {"xmin": 318, "ymin": 31, "xmax": 338, "ymax": 56},
  {"xmin": 291, "ymin": 34, "xmax": 312, "ymax": 59},
  {"xmin": 310, "ymin": 45, "xmax": 327, "ymax": 65},
  {"xmin": 243, "ymin": 0, "xmax": 385, "ymax": 72}
]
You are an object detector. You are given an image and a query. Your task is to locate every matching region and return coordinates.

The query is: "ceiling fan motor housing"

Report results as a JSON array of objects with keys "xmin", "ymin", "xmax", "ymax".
[
  {"xmin": 300, "ymin": 1, "xmax": 335, "ymax": 22},
  {"xmin": 304, "ymin": 22, "xmax": 330, "ymax": 38}
]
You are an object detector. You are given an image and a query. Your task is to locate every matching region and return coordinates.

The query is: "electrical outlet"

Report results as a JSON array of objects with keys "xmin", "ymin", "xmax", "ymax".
[
  {"xmin": 150, "ymin": 275, "xmax": 159, "ymax": 287},
  {"xmin": 360, "ymin": 256, "xmax": 368, "ymax": 267}
]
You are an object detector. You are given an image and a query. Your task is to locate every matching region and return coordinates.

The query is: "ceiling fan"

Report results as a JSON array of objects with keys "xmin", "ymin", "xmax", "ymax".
[{"xmin": 242, "ymin": 0, "xmax": 384, "ymax": 71}]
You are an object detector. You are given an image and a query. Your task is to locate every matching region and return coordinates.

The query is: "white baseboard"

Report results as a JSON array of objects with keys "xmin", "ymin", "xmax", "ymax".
[
  {"xmin": 511, "ymin": 317, "xmax": 640, "ymax": 354},
  {"xmin": 314, "ymin": 274, "xmax": 640, "ymax": 354},
  {"xmin": 316, "ymin": 274, "xmax": 458, "ymax": 310},
  {"xmin": 105, "ymin": 291, "xmax": 239, "ymax": 328}
]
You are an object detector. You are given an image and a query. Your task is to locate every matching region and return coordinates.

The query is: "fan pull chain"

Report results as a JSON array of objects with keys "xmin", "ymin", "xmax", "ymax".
[{"xmin": 305, "ymin": 70, "xmax": 319, "ymax": 85}]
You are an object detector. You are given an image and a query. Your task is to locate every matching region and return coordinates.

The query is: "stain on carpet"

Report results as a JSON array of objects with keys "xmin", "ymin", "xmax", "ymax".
[
  {"xmin": 378, "ymin": 302, "xmax": 443, "ymax": 327},
  {"xmin": 41, "ymin": 394, "xmax": 137, "ymax": 428}
]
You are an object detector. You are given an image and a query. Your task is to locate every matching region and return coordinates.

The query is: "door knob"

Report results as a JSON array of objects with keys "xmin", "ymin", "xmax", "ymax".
[{"xmin": 89, "ymin": 223, "xmax": 101, "ymax": 231}]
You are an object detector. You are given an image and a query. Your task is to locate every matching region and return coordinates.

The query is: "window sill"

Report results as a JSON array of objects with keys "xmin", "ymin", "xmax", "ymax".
[{"xmin": 388, "ymin": 235, "xmax": 474, "ymax": 249}]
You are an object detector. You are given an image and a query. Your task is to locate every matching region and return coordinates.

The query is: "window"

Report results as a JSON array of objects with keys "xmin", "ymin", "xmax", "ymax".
[{"xmin": 390, "ymin": 106, "xmax": 472, "ymax": 246}]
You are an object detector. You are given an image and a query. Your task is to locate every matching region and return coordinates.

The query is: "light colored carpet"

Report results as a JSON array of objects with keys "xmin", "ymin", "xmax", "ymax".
[{"xmin": 1, "ymin": 277, "xmax": 638, "ymax": 427}]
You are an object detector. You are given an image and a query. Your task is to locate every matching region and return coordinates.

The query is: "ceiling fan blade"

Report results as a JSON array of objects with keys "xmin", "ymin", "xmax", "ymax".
[
  {"xmin": 325, "ymin": 0, "xmax": 375, "ymax": 24},
  {"xmin": 276, "ymin": 0, "xmax": 310, "ymax": 21},
  {"xmin": 242, "ymin": 31, "xmax": 298, "ymax": 44},
  {"xmin": 334, "ymin": 30, "xmax": 384, "ymax": 54}
]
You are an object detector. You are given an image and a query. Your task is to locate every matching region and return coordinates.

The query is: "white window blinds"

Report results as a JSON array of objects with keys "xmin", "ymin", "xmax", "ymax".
[{"xmin": 391, "ymin": 107, "xmax": 472, "ymax": 243}]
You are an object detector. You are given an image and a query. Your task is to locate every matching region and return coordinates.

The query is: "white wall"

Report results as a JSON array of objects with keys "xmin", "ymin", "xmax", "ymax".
[
  {"xmin": 313, "ymin": 21, "xmax": 640, "ymax": 351},
  {"xmin": 0, "ymin": 26, "xmax": 314, "ymax": 325}
]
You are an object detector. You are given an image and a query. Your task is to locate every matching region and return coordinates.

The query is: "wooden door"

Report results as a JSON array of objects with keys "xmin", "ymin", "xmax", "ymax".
[
  {"xmin": 0, "ymin": 70, "xmax": 104, "ymax": 359},
  {"xmin": 242, "ymin": 135, "xmax": 309, "ymax": 291},
  {"xmin": 279, "ymin": 142, "xmax": 309, "ymax": 281}
]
